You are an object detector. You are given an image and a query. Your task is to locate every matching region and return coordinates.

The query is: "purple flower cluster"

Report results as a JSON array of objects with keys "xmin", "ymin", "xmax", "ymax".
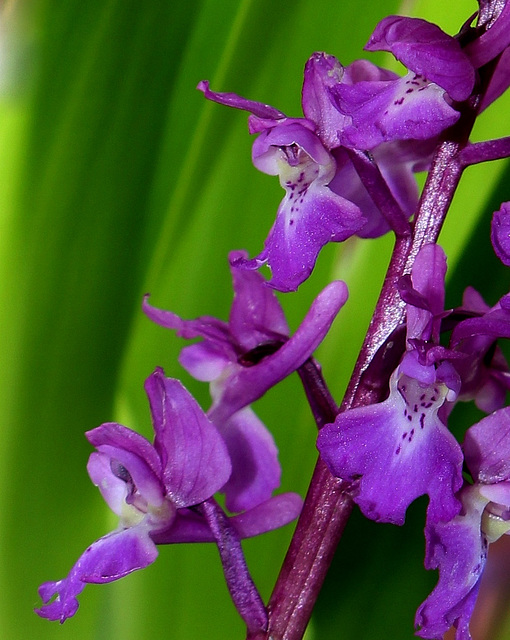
[
  {"xmin": 198, "ymin": 16, "xmax": 481, "ymax": 291},
  {"xmin": 317, "ymin": 243, "xmax": 510, "ymax": 638},
  {"xmin": 36, "ymin": 3, "xmax": 510, "ymax": 639}
]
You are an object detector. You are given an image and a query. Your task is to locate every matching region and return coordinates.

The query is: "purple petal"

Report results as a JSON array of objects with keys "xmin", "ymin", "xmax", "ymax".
[
  {"xmin": 151, "ymin": 509, "xmax": 216, "ymax": 543},
  {"xmin": 230, "ymin": 493, "xmax": 303, "ymax": 536},
  {"xmin": 366, "ymin": 16, "xmax": 475, "ymax": 101},
  {"xmin": 480, "ymin": 48, "xmax": 510, "ymax": 111},
  {"xmin": 87, "ymin": 443, "xmax": 165, "ymax": 509},
  {"xmin": 464, "ymin": 407, "xmax": 510, "ymax": 484},
  {"xmin": 451, "ymin": 308, "xmax": 510, "ymax": 345},
  {"xmin": 143, "ymin": 295, "xmax": 235, "ymax": 357},
  {"xmin": 228, "ymin": 250, "xmax": 289, "ymax": 350},
  {"xmin": 197, "ymin": 80, "xmax": 286, "ymax": 120},
  {"xmin": 479, "ymin": 481, "xmax": 510, "ymax": 508},
  {"xmin": 334, "ymin": 73, "xmax": 460, "ymax": 150},
  {"xmin": 209, "ymin": 280, "xmax": 349, "ymax": 423},
  {"xmin": 86, "ymin": 422, "xmax": 162, "ymax": 483},
  {"xmin": 35, "ymin": 525, "xmax": 158, "ymax": 622},
  {"xmin": 86, "ymin": 452, "xmax": 129, "ymax": 516},
  {"xmin": 219, "ymin": 407, "xmax": 281, "ymax": 513},
  {"xmin": 178, "ymin": 342, "xmax": 231, "ymax": 381},
  {"xmin": 491, "ymin": 202, "xmax": 510, "ymax": 266},
  {"xmin": 145, "ymin": 370, "xmax": 232, "ymax": 507},
  {"xmin": 152, "ymin": 493, "xmax": 303, "ymax": 544},
  {"xmin": 405, "ymin": 243, "xmax": 447, "ymax": 343},
  {"xmin": 464, "ymin": 2, "xmax": 510, "ymax": 69},
  {"xmin": 347, "ymin": 58, "xmax": 399, "ymax": 83},
  {"xmin": 302, "ymin": 52, "xmax": 351, "ymax": 149},
  {"xmin": 416, "ymin": 487, "xmax": 488, "ymax": 640},
  {"xmin": 451, "ymin": 291, "xmax": 510, "ymax": 412},
  {"xmin": 462, "ymin": 286, "xmax": 490, "ymax": 314},
  {"xmin": 317, "ymin": 362, "xmax": 463, "ymax": 525}
]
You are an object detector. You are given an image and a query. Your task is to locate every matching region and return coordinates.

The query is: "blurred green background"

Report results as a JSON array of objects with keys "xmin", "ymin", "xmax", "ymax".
[{"xmin": 1, "ymin": 0, "xmax": 509, "ymax": 638}]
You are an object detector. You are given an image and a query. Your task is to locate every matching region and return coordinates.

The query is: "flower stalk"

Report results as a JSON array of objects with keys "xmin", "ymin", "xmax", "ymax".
[{"xmin": 248, "ymin": 9, "xmax": 506, "ymax": 636}]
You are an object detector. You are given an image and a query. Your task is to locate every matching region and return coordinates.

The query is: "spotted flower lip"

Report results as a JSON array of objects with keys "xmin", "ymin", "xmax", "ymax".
[
  {"xmin": 415, "ymin": 485, "xmax": 489, "ymax": 640},
  {"xmin": 317, "ymin": 352, "xmax": 463, "ymax": 525},
  {"xmin": 35, "ymin": 369, "xmax": 302, "ymax": 623},
  {"xmin": 317, "ymin": 244, "xmax": 463, "ymax": 525}
]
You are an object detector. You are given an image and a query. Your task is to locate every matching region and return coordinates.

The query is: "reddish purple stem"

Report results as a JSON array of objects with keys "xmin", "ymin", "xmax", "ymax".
[{"xmin": 245, "ymin": 4, "xmax": 509, "ymax": 639}]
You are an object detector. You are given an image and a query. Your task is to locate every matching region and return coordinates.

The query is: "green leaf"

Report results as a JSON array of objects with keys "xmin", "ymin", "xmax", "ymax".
[{"xmin": 2, "ymin": 0, "xmax": 510, "ymax": 639}]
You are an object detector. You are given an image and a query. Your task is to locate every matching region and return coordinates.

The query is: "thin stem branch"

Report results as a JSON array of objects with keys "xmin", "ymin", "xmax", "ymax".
[
  {"xmin": 460, "ymin": 137, "xmax": 510, "ymax": 167},
  {"xmin": 346, "ymin": 148, "xmax": 412, "ymax": 238},
  {"xmin": 198, "ymin": 498, "xmax": 268, "ymax": 634},
  {"xmin": 297, "ymin": 358, "xmax": 339, "ymax": 429}
]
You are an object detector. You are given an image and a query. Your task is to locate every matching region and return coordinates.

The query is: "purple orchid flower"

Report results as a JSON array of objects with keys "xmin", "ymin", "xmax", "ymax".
[
  {"xmin": 317, "ymin": 244, "xmax": 464, "ymax": 525},
  {"xmin": 331, "ymin": 16, "xmax": 476, "ymax": 150},
  {"xmin": 36, "ymin": 369, "xmax": 302, "ymax": 624},
  {"xmin": 416, "ymin": 407, "xmax": 510, "ymax": 640},
  {"xmin": 239, "ymin": 119, "xmax": 365, "ymax": 291},
  {"xmin": 199, "ymin": 60, "xmax": 428, "ymax": 289},
  {"xmin": 199, "ymin": 80, "xmax": 365, "ymax": 291},
  {"xmin": 143, "ymin": 253, "xmax": 348, "ymax": 513}
]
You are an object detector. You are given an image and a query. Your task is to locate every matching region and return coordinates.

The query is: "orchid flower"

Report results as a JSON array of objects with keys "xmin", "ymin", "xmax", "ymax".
[
  {"xmin": 36, "ymin": 369, "xmax": 302, "ymax": 625},
  {"xmin": 144, "ymin": 253, "xmax": 348, "ymax": 512},
  {"xmin": 317, "ymin": 244, "xmax": 464, "ymax": 525},
  {"xmin": 416, "ymin": 407, "xmax": 510, "ymax": 640}
]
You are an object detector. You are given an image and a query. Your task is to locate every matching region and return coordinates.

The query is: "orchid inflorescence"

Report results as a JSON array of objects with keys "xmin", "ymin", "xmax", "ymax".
[{"xmin": 36, "ymin": 3, "xmax": 510, "ymax": 639}]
